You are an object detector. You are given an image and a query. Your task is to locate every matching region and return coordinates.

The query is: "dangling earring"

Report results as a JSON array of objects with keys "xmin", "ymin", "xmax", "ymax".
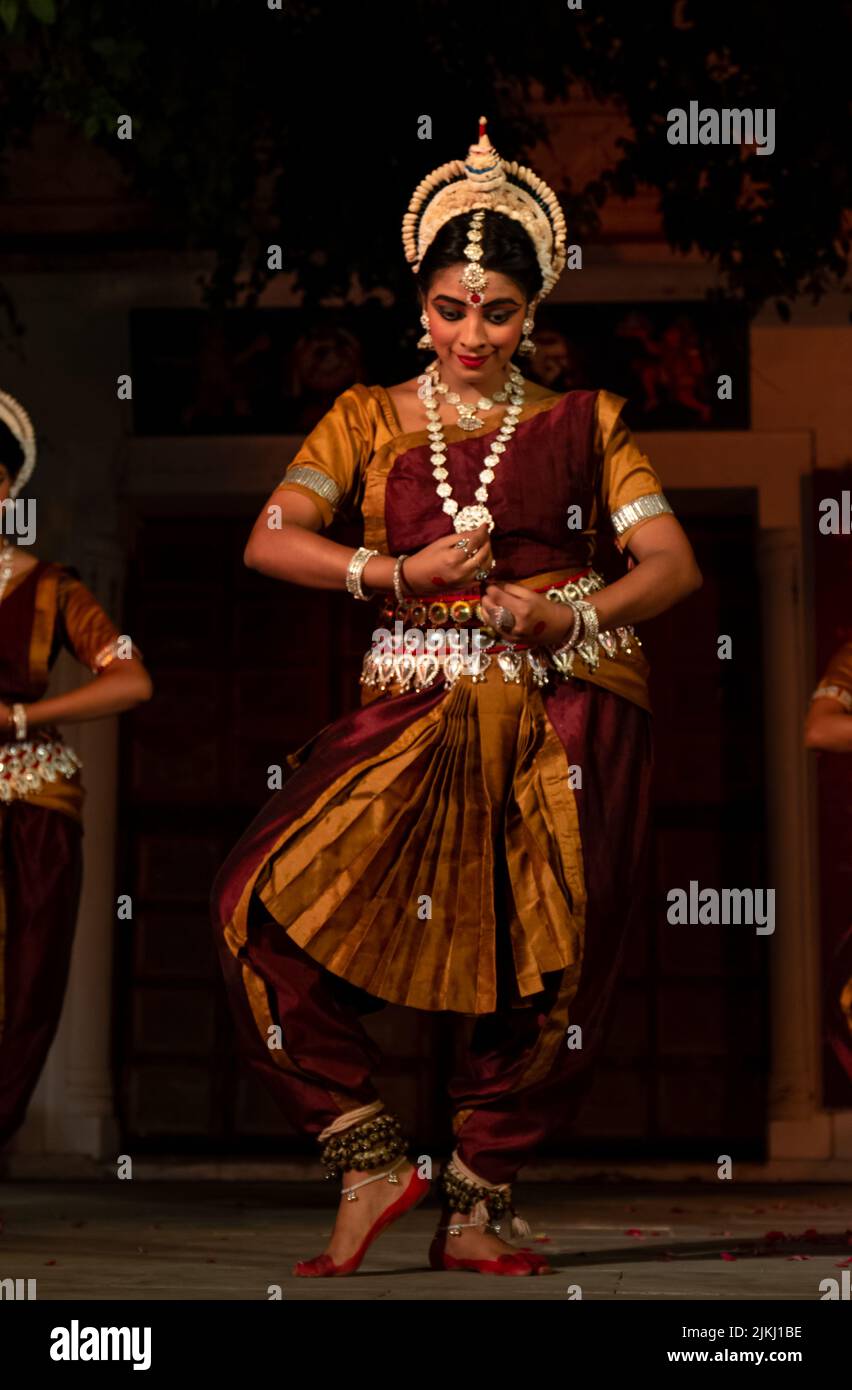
[
  {"xmin": 417, "ymin": 311, "xmax": 434, "ymax": 350},
  {"xmin": 518, "ymin": 316, "xmax": 536, "ymax": 356}
]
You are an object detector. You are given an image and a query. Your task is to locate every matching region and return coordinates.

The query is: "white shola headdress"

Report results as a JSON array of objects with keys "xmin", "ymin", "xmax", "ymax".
[
  {"xmin": 402, "ymin": 116, "xmax": 568, "ymax": 306},
  {"xmin": 0, "ymin": 390, "xmax": 36, "ymax": 497}
]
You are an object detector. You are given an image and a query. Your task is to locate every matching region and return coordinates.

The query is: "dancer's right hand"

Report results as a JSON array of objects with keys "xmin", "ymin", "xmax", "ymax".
[{"xmin": 400, "ymin": 523, "xmax": 494, "ymax": 597}]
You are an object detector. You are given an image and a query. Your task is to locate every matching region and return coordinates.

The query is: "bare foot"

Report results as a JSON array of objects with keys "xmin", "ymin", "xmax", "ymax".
[
  {"xmin": 305, "ymin": 1159, "xmax": 418, "ymax": 1268},
  {"xmin": 437, "ymin": 1210, "xmax": 552, "ymax": 1273}
]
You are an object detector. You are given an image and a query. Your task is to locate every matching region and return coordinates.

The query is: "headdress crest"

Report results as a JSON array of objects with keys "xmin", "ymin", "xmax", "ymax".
[
  {"xmin": 402, "ymin": 116, "xmax": 567, "ymax": 304},
  {"xmin": 0, "ymin": 390, "xmax": 36, "ymax": 497}
]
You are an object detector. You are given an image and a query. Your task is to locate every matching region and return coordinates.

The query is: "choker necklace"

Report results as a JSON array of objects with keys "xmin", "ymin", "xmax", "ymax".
[
  {"xmin": 418, "ymin": 362, "xmax": 525, "ymax": 533},
  {"xmin": 422, "ymin": 359, "xmax": 519, "ymax": 431}
]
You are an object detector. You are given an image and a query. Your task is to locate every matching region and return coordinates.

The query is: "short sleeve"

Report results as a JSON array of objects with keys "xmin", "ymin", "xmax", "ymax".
[
  {"xmin": 597, "ymin": 390, "xmax": 674, "ymax": 551},
  {"xmin": 275, "ymin": 384, "xmax": 376, "ymax": 529},
  {"xmin": 55, "ymin": 567, "xmax": 143, "ymax": 674},
  {"xmin": 811, "ymin": 639, "xmax": 852, "ymax": 712}
]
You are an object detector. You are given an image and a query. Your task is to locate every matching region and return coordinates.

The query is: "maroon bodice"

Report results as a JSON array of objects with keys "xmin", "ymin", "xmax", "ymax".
[
  {"xmin": 0, "ymin": 562, "xmax": 48, "ymax": 703},
  {"xmin": 383, "ymin": 390, "xmax": 601, "ymax": 580}
]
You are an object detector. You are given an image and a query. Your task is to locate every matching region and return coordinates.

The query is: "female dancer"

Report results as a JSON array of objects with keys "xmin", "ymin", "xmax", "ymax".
[
  {"xmin": 211, "ymin": 119, "xmax": 702, "ymax": 1277},
  {"xmin": 806, "ymin": 639, "xmax": 852, "ymax": 1086},
  {"xmin": 0, "ymin": 391, "xmax": 152, "ymax": 1148}
]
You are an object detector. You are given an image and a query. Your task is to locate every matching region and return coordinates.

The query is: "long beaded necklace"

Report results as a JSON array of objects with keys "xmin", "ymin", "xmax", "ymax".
[
  {"xmin": 417, "ymin": 361, "xmax": 525, "ymax": 533},
  {"xmin": 423, "ymin": 358, "xmax": 518, "ymax": 431},
  {"xmin": 0, "ymin": 539, "xmax": 15, "ymax": 603}
]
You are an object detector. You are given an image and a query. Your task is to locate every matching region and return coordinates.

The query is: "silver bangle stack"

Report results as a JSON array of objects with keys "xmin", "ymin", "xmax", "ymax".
[
  {"xmin": 10, "ymin": 702, "xmax": 27, "ymax": 741},
  {"xmin": 346, "ymin": 546, "xmax": 380, "ymax": 601},
  {"xmin": 550, "ymin": 599, "xmax": 599, "ymax": 660}
]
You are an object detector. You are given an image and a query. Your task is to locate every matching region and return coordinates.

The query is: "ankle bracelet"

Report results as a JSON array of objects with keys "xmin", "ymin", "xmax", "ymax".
[
  {"xmin": 438, "ymin": 1154, "xmax": 531, "ymax": 1238},
  {"xmin": 341, "ymin": 1155, "xmax": 407, "ymax": 1200}
]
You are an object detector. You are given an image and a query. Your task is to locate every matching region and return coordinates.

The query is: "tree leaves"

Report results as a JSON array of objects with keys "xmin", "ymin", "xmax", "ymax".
[
  {"xmin": 27, "ymin": 0, "xmax": 56, "ymax": 21},
  {"xmin": 0, "ymin": 0, "xmax": 848, "ymax": 321},
  {"xmin": 0, "ymin": 0, "xmax": 19, "ymax": 35}
]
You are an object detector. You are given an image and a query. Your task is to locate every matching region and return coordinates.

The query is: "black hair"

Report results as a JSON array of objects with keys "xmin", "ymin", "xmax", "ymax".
[
  {"xmin": 0, "ymin": 419, "xmax": 24, "ymax": 484},
  {"xmin": 415, "ymin": 209, "xmax": 543, "ymax": 305}
]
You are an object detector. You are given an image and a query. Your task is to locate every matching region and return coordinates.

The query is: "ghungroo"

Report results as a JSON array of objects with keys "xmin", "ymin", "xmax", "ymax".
[
  {"xmin": 319, "ymin": 1111, "xmax": 407, "ymax": 1176},
  {"xmin": 438, "ymin": 1156, "xmax": 512, "ymax": 1222},
  {"xmin": 438, "ymin": 1154, "xmax": 532, "ymax": 1238}
]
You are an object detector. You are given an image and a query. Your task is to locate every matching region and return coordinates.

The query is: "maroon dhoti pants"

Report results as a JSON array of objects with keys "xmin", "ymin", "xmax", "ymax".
[
  {"xmin": 0, "ymin": 802, "xmax": 84, "ymax": 1149},
  {"xmin": 211, "ymin": 683, "xmax": 652, "ymax": 1184},
  {"xmin": 212, "ymin": 766, "xmax": 651, "ymax": 1186}
]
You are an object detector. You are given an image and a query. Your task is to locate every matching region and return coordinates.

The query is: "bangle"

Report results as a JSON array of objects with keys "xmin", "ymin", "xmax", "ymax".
[
  {"xmin": 550, "ymin": 601, "xmax": 581, "ymax": 656},
  {"xmin": 11, "ymin": 702, "xmax": 27, "ymax": 741},
  {"xmin": 346, "ymin": 546, "xmax": 380, "ymax": 601},
  {"xmin": 393, "ymin": 554, "xmax": 412, "ymax": 602},
  {"xmin": 575, "ymin": 600, "xmax": 599, "ymax": 646}
]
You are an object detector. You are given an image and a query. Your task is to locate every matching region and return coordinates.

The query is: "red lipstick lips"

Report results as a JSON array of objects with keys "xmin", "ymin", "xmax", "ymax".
[{"xmin": 457, "ymin": 354, "xmax": 489, "ymax": 368}]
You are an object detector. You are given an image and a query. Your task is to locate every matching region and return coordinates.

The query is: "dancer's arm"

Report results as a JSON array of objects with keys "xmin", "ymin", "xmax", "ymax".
[
  {"xmin": 804, "ymin": 699, "xmax": 852, "ymax": 752},
  {"xmin": 244, "ymin": 490, "xmax": 493, "ymax": 597},
  {"xmin": 244, "ymin": 488, "xmax": 399, "ymax": 593},
  {"xmin": 2, "ymin": 658, "xmax": 152, "ymax": 734},
  {"xmin": 1, "ymin": 566, "xmax": 153, "ymax": 734},
  {"xmin": 576, "ymin": 513, "xmax": 702, "ymax": 628},
  {"xmin": 482, "ymin": 513, "xmax": 701, "ymax": 643}
]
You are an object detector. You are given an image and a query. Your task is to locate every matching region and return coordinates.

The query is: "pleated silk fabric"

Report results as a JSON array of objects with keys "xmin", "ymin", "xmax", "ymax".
[{"xmin": 213, "ymin": 382, "xmax": 663, "ymax": 1014}]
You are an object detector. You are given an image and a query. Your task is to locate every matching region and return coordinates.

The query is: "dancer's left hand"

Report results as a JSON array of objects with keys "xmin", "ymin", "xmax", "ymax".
[{"xmin": 481, "ymin": 583, "xmax": 576, "ymax": 644}]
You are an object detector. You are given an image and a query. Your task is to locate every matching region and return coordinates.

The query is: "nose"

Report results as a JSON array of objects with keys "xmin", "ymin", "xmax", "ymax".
[{"xmin": 460, "ymin": 323, "xmax": 488, "ymax": 353}]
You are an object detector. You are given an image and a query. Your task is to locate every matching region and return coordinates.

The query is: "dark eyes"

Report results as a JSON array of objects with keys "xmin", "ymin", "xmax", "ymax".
[{"xmin": 437, "ymin": 308, "xmax": 514, "ymax": 324}]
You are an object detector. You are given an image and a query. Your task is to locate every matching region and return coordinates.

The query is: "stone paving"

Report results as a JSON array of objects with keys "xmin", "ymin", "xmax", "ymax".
[{"xmin": 1, "ymin": 1180, "xmax": 851, "ymax": 1301}]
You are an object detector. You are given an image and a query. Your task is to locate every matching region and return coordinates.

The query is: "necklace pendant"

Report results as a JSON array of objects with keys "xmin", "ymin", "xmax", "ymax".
[
  {"xmin": 458, "ymin": 415, "xmax": 482, "ymax": 431},
  {"xmin": 454, "ymin": 505, "xmax": 493, "ymax": 533}
]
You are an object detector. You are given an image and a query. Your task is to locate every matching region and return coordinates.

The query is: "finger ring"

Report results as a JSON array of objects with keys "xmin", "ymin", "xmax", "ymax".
[
  {"xmin": 494, "ymin": 606, "xmax": 515, "ymax": 633},
  {"xmin": 473, "ymin": 567, "xmax": 489, "ymax": 582},
  {"xmin": 453, "ymin": 537, "xmax": 473, "ymax": 555}
]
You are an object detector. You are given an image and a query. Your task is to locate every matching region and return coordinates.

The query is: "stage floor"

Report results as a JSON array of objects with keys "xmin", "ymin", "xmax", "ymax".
[{"xmin": 1, "ymin": 1180, "xmax": 850, "ymax": 1301}]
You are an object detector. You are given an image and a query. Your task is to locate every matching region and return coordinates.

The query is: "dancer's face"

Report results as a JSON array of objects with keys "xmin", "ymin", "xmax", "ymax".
[{"xmin": 421, "ymin": 266, "xmax": 527, "ymax": 394}]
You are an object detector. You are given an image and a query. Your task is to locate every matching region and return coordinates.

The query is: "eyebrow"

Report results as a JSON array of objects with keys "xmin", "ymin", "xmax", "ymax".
[{"xmin": 432, "ymin": 294, "xmax": 520, "ymax": 307}]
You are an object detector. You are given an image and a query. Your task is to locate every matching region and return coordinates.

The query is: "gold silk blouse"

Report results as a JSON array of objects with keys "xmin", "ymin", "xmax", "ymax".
[{"xmin": 276, "ymin": 382, "xmax": 669, "ymax": 555}]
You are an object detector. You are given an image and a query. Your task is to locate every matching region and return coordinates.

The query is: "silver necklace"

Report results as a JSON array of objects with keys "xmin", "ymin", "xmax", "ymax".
[
  {"xmin": 423, "ymin": 359, "xmax": 519, "ymax": 431},
  {"xmin": 418, "ymin": 364, "xmax": 525, "ymax": 533},
  {"xmin": 0, "ymin": 540, "xmax": 15, "ymax": 603}
]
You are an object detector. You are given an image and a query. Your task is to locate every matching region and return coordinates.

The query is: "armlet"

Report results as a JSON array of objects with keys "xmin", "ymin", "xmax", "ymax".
[
  {"xmin": 611, "ymin": 492, "xmax": 673, "ymax": 536},
  {"xmin": 279, "ymin": 465, "xmax": 343, "ymax": 507},
  {"xmin": 811, "ymin": 684, "xmax": 852, "ymax": 712}
]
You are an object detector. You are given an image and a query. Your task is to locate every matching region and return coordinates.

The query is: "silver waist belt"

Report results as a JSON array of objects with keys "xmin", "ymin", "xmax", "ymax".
[
  {"xmin": 0, "ymin": 736, "xmax": 83, "ymax": 802},
  {"xmin": 360, "ymin": 570, "xmax": 641, "ymax": 694}
]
